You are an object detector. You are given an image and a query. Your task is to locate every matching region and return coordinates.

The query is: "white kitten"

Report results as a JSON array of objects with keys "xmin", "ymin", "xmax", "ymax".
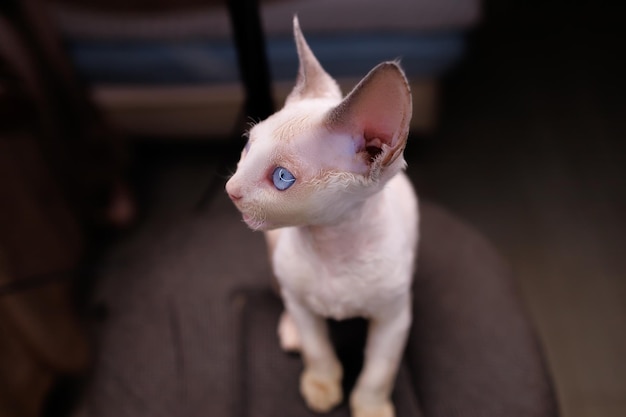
[{"xmin": 226, "ymin": 17, "xmax": 419, "ymax": 417}]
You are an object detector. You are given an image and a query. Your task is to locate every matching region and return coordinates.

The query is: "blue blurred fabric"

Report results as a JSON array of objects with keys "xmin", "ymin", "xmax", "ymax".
[{"xmin": 66, "ymin": 32, "xmax": 465, "ymax": 85}]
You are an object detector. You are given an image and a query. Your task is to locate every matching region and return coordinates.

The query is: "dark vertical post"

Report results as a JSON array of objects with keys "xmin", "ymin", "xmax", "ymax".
[
  {"xmin": 227, "ymin": 0, "xmax": 275, "ymax": 124},
  {"xmin": 196, "ymin": 0, "xmax": 276, "ymax": 209}
]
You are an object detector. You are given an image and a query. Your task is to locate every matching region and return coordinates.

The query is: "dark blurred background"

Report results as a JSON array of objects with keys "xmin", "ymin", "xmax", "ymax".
[
  {"xmin": 415, "ymin": 3, "xmax": 626, "ymax": 417},
  {"xmin": 1, "ymin": 0, "xmax": 624, "ymax": 416}
]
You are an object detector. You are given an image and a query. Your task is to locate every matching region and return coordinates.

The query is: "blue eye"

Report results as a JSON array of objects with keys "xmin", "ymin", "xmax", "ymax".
[{"xmin": 272, "ymin": 167, "xmax": 296, "ymax": 190}]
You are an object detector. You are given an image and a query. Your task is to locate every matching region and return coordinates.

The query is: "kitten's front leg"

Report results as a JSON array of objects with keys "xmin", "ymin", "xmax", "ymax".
[
  {"xmin": 350, "ymin": 296, "xmax": 411, "ymax": 417},
  {"xmin": 278, "ymin": 310, "xmax": 302, "ymax": 352},
  {"xmin": 283, "ymin": 294, "xmax": 343, "ymax": 413}
]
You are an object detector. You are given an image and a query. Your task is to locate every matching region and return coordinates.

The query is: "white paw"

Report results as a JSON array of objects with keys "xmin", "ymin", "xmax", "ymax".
[
  {"xmin": 350, "ymin": 396, "xmax": 394, "ymax": 417},
  {"xmin": 278, "ymin": 311, "xmax": 301, "ymax": 353},
  {"xmin": 300, "ymin": 368, "xmax": 343, "ymax": 413}
]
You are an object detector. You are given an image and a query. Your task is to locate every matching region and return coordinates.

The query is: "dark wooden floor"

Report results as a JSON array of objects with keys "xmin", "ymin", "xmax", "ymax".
[{"xmin": 406, "ymin": 3, "xmax": 626, "ymax": 416}]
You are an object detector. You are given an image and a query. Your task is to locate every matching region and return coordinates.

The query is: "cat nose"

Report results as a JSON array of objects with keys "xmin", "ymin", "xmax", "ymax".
[{"xmin": 225, "ymin": 180, "xmax": 242, "ymax": 201}]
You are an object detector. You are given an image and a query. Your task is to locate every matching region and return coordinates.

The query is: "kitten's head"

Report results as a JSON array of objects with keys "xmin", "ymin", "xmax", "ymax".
[{"xmin": 226, "ymin": 17, "xmax": 412, "ymax": 231}]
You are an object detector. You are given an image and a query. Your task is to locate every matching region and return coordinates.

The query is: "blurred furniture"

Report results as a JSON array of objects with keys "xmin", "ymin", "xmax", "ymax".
[
  {"xmin": 48, "ymin": 0, "xmax": 480, "ymax": 138},
  {"xmin": 0, "ymin": 1, "xmax": 126, "ymax": 415}
]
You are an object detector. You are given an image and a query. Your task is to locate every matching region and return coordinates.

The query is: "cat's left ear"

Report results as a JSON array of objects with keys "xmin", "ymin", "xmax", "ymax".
[
  {"xmin": 326, "ymin": 62, "xmax": 412, "ymax": 176},
  {"xmin": 285, "ymin": 16, "xmax": 342, "ymax": 104}
]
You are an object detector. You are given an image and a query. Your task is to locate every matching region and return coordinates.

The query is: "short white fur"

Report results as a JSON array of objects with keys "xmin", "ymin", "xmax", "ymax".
[{"xmin": 226, "ymin": 16, "xmax": 419, "ymax": 417}]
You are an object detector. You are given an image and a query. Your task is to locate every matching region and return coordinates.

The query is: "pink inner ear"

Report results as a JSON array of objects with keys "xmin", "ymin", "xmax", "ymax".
[
  {"xmin": 335, "ymin": 64, "xmax": 410, "ymax": 149},
  {"xmin": 358, "ymin": 85, "xmax": 408, "ymax": 147},
  {"xmin": 326, "ymin": 62, "xmax": 411, "ymax": 168},
  {"xmin": 363, "ymin": 136, "xmax": 385, "ymax": 162},
  {"xmin": 358, "ymin": 105, "xmax": 403, "ymax": 162}
]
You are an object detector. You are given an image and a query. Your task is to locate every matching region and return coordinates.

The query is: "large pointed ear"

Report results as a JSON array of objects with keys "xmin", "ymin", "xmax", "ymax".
[
  {"xmin": 326, "ymin": 62, "xmax": 412, "ymax": 174},
  {"xmin": 285, "ymin": 16, "xmax": 342, "ymax": 104}
]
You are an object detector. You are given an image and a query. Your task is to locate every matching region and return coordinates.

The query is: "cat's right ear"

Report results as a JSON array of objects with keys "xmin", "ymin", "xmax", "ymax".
[
  {"xmin": 285, "ymin": 16, "xmax": 342, "ymax": 104},
  {"xmin": 326, "ymin": 62, "xmax": 412, "ymax": 178}
]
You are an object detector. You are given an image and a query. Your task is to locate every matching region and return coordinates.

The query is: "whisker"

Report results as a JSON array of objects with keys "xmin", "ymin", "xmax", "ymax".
[
  {"xmin": 246, "ymin": 116, "xmax": 261, "ymax": 129},
  {"xmin": 219, "ymin": 170, "xmax": 236, "ymax": 181}
]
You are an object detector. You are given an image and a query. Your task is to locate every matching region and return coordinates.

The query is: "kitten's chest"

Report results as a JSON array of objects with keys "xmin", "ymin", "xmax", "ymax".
[{"xmin": 273, "ymin": 231, "xmax": 410, "ymax": 320}]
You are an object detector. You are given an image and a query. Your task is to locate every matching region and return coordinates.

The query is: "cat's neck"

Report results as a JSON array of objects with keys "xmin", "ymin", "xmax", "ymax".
[{"xmin": 299, "ymin": 191, "xmax": 386, "ymax": 257}]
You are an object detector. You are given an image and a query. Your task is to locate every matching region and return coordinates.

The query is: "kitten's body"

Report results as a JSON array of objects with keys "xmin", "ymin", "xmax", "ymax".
[
  {"xmin": 268, "ymin": 172, "xmax": 417, "ymax": 321},
  {"xmin": 226, "ymin": 17, "xmax": 418, "ymax": 417}
]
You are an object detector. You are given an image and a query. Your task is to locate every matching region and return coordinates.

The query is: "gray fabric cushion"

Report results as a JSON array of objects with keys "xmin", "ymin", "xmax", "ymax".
[
  {"xmin": 75, "ymin": 196, "xmax": 558, "ymax": 417},
  {"xmin": 409, "ymin": 205, "xmax": 559, "ymax": 416}
]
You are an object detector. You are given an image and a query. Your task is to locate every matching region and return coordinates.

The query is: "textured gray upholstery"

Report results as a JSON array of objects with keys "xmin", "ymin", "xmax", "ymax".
[{"xmin": 75, "ymin": 193, "xmax": 558, "ymax": 417}]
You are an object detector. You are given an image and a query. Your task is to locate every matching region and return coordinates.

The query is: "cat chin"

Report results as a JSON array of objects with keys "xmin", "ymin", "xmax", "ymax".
[
  {"xmin": 243, "ymin": 214, "xmax": 308, "ymax": 232},
  {"xmin": 242, "ymin": 214, "xmax": 264, "ymax": 230},
  {"xmin": 243, "ymin": 213, "xmax": 279, "ymax": 231}
]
